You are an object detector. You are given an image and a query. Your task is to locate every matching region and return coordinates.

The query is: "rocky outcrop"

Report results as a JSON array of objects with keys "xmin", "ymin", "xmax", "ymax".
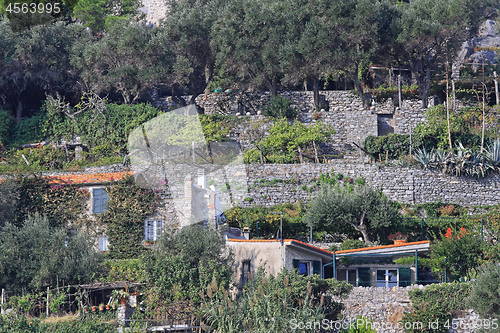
[{"xmin": 455, "ymin": 19, "xmax": 500, "ymax": 75}]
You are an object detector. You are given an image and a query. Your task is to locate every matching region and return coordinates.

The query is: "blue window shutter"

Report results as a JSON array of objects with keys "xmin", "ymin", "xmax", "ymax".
[
  {"xmin": 156, "ymin": 220, "xmax": 163, "ymax": 238},
  {"xmin": 93, "ymin": 188, "xmax": 109, "ymax": 214},
  {"xmin": 312, "ymin": 260, "xmax": 321, "ymax": 276},
  {"xmin": 292, "ymin": 259, "xmax": 300, "ymax": 270},
  {"xmin": 102, "ymin": 190, "xmax": 109, "ymax": 212},
  {"xmin": 93, "ymin": 188, "xmax": 102, "ymax": 214}
]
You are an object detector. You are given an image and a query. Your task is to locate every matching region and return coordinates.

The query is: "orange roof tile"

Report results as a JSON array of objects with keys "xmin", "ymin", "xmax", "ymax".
[
  {"xmin": 334, "ymin": 240, "xmax": 430, "ymax": 254},
  {"xmin": 227, "ymin": 238, "xmax": 333, "ymax": 256}
]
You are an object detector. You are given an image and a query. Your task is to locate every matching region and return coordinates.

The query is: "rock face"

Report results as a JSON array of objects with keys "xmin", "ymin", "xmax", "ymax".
[{"xmin": 455, "ymin": 19, "xmax": 500, "ymax": 74}]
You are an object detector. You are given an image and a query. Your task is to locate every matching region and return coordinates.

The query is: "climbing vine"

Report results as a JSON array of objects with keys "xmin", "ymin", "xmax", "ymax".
[
  {"xmin": 99, "ymin": 177, "xmax": 160, "ymax": 259},
  {"xmin": 0, "ymin": 175, "xmax": 89, "ymax": 228}
]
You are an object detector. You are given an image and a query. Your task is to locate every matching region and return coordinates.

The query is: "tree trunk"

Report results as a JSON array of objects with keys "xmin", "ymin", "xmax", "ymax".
[
  {"xmin": 266, "ymin": 76, "xmax": 278, "ymax": 97},
  {"xmin": 412, "ymin": 60, "xmax": 431, "ymax": 109},
  {"xmin": 358, "ymin": 227, "xmax": 371, "ymax": 244},
  {"xmin": 312, "ymin": 76, "xmax": 320, "ymax": 111},
  {"xmin": 15, "ymin": 99, "xmax": 23, "ymax": 124}
]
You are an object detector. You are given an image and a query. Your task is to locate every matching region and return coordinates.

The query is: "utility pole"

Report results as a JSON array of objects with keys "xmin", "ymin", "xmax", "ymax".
[
  {"xmin": 494, "ymin": 71, "xmax": 499, "ymax": 105},
  {"xmin": 445, "ymin": 40, "xmax": 452, "ymax": 151},
  {"xmin": 481, "ymin": 62, "xmax": 486, "ymax": 152}
]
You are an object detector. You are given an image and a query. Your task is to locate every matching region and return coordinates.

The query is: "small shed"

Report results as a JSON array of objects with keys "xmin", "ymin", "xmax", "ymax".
[
  {"xmin": 333, "ymin": 241, "xmax": 431, "ymax": 287},
  {"xmin": 78, "ymin": 281, "xmax": 143, "ymax": 307}
]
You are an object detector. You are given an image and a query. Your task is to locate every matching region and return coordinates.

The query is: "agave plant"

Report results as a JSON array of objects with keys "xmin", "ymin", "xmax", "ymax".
[
  {"xmin": 433, "ymin": 149, "xmax": 449, "ymax": 163},
  {"xmin": 486, "ymin": 139, "xmax": 500, "ymax": 165},
  {"xmin": 414, "ymin": 147, "xmax": 435, "ymax": 168}
]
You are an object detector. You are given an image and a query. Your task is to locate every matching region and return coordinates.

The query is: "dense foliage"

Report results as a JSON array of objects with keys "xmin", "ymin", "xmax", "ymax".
[
  {"xmin": 98, "ymin": 177, "xmax": 160, "ymax": 259},
  {"xmin": 243, "ymin": 118, "xmax": 334, "ymax": 163},
  {"xmin": 225, "ymin": 203, "xmax": 308, "ymax": 240},
  {"xmin": 363, "ymin": 134, "xmax": 410, "ymax": 160},
  {"xmin": 468, "ymin": 262, "xmax": 500, "ymax": 321},
  {"xmin": 305, "ymin": 183, "xmax": 400, "ymax": 243},
  {"xmin": 0, "ymin": 213, "xmax": 102, "ymax": 293},
  {"xmin": 0, "ymin": 315, "xmax": 117, "ymax": 333},
  {"xmin": 413, "ymin": 105, "xmax": 499, "ymax": 151},
  {"xmin": 0, "ymin": 175, "xmax": 89, "ymax": 228},
  {"xmin": 1, "ymin": 0, "xmax": 495, "ymax": 118},
  {"xmin": 143, "ymin": 226, "xmax": 233, "ymax": 306},
  {"xmin": 200, "ymin": 268, "xmax": 352, "ymax": 332},
  {"xmin": 401, "ymin": 282, "xmax": 471, "ymax": 333},
  {"xmin": 430, "ymin": 227, "xmax": 485, "ymax": 280}
]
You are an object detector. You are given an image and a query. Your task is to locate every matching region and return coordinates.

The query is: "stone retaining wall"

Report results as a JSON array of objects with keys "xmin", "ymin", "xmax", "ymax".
[
  {"xmin": 241, "ymin": 163, "xmax": 500, "ymax": 207},
  {"xmin": 153, "ymin": 90, "xmax": 433, "ymax": 162},
  {"xmin": 335, "ymin": 285, "xmax": 479, "ymax": 333}
]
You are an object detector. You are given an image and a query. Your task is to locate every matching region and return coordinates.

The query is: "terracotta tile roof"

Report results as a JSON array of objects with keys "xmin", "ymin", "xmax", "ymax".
[
  {"xmin": 227, "ymin": 238, "xmax": 333, "ymax": 256},
  {"xmin": 334, "ymin": 240, "xmax": 430, "ymax": 254},
  {"xmin": 46, "ymin": 171, "xmax": 132, "ymax": 184}
]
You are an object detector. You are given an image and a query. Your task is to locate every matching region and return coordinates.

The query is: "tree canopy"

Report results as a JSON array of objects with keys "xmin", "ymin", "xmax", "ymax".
[
  {"xmin": 0, "ymin": 213, "xmax": 102, "ymax": 293},
  {"xmin": 305, "ymin": 183, "xmax": 400, "ymax": 243}
]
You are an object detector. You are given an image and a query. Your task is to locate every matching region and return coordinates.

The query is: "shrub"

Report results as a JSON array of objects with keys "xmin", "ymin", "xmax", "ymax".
[
  {"xmin": 340, "ymin": 239, "xmax": 366, "ymax": 251},
  {"xmin": 243, "ymin": 118, "xmax": 333, "ymax": 164},
  {"xmin": 101, "ymin": 259, "xmax": 146, "ymax": 283},
  {"xmin": 200, "ymin": 268, "xmax": 352, "ymax": 332},
  {"xmin": 341, "ymin": 316, "xmax": 377, "ymax": 333},
  {"xmin": 400, "ymin": 282, "xmax": 471, "ymax": 333},
  {"xmin": 0, "ymin": 108, "xmax": 12, "ymax": 146},
  {"xmin": 430, "ymin": 227, "xmax": 484, "ymax": 281},
  {"xmin": 0, "ymin": 213, "xmax": 102, "ymax": 293},
  {"xmin": 262, "ymin": 95, "xmax": 298, "ymax": 119},
  {"xmin": 363, "ymin": 134, "xmax": 410, "ymax": 160},
  {"xmin": 467, "ymin": 262, "xmax": 500, "ymax": 321},
  {"xmin": 143, "ymin": 225, "xmax": 233, "ymax": 306},
  {"xmin": 10, "ymin": 114, "xmax": 45, "ymax": 146}
]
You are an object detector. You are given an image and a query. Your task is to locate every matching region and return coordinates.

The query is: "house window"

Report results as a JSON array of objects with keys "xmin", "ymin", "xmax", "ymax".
[
  {"xmin": 144, "ymin": 220, "xmax": 163, "ymax": 241},
  {"xmin": 241, "ymin": 260, "xmax": 251, "ymax": 285},
  {"xmin": 292, "ymin": 260, "xmax": 321, "ymax": 277},
  {"xmin": 98, "ymin": 235, "xmax": 109, "ymax": 252},
  {"xmin": 298, "ymin": 262, "xmax": 310, "ymax": 276},
  {"xmin": 377, "ymin": 269, "xmax": 398, "ymax": 289},
  {"xmin": 93, "ymin": 188, "xmax": 109, "ymax": 214}
]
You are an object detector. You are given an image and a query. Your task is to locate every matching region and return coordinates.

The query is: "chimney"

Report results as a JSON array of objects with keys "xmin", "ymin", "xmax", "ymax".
[{"xmin": 242, "ymin": 227, "xmax": 250, "ymax": 240}]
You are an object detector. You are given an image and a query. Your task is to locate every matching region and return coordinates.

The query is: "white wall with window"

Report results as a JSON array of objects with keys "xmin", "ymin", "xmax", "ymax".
[{"xmin": 144, "ymin": 220, "xmax": 163, "ymax": 241}]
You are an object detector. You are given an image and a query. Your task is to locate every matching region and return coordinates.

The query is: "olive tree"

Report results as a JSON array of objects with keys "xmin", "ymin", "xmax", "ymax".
[{"xmin": 305, "ymin": 183, "xmax": 400, "ymax": 243}]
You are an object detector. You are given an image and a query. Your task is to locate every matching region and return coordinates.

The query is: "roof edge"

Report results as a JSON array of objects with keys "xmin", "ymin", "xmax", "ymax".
[
  {"xmin": 226, "ymin": 238, "xmax": 333, "ymax": 256},
  {"xmin": 335, "ymin": 240, "xmax": 431, "ymax": 254}
]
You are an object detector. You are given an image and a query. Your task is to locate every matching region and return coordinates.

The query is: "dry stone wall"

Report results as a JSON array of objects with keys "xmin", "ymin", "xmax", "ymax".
[
  {"xmin": 26, "ymin": 162, "xmax": 500, "ymax": 207},
  {"xmin": 335, "ymin": 285, "xmax": 479, "ymax": 333},
  {"xmin": 152, "ymin": 90, "xmax": 435, "ymax": 162},
  {"xmin": 240, "ymin": 163, "xmax": 500, "ymax": 207}
]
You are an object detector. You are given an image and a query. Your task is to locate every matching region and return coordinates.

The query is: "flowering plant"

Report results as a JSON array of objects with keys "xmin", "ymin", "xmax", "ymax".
[
  {"xmin": 445, "ymin": 227, "xmax": 467, "ymax": 239},
  {"xmin": 387, "ymin": 232, "xmax": 408, "ymax": 241}
]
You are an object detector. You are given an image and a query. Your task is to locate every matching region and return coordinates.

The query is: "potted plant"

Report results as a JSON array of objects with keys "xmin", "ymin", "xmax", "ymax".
[
  {"xmin": 91, "ymin": 305, "xmax": 97, "ymax": 312},
  {"xmin": 145, "ymin": 238, "xmax": 154, "ymax": 246},
  {"xmin": 111, "ymin": 289, "xmax": 129, "ymax": 305},
  {"xmin": 388, "ymin": 232, "xmax": 408, "ymax": 245},
  {"xmin": 99, "ymin": 303, "xmax": 105, "ymax": 311},
  {"xmin": 106, "ymin": 304, "xmax": 111, "ymax": 310}
]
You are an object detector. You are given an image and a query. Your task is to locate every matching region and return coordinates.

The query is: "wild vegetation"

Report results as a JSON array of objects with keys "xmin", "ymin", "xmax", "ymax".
[{"xmin": 1, "ymin": 0, "xmax": 500, "ymax": 330}]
